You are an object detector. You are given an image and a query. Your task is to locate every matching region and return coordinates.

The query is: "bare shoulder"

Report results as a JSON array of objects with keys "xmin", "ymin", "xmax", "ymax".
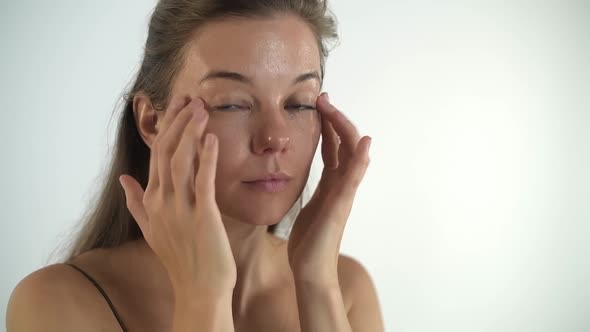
[
  {"xmin": 337, "ymin": 254, "xmax": 385, "ymax": 332},
  {"xmin": 6, "ymin": 263, "xmax": 109, "ymax": 332},
  {"xmin": 337, "ymin": 254, "xmax": 373, "ymax": 304}
]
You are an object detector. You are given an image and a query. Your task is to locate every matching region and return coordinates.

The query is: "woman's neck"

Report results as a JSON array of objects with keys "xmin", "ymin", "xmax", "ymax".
[{"xmin": 130, "ymin": 218, "xmax": 290, "ymax": 315}]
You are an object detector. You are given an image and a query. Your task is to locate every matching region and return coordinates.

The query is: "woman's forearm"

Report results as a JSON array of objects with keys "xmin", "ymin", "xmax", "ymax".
[
  {"xmin": 172, "ymin": 292, "xmax": 234, "ymax": 332},
  {"xmin": 294, "ymin": 280, "xmax": 353, "ymax": 332}
]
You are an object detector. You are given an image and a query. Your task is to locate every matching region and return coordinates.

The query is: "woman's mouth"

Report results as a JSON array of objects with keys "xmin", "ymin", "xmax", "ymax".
[{"xmin": 243, "ymin": 179, "xmax": 290, "ymax": 193}]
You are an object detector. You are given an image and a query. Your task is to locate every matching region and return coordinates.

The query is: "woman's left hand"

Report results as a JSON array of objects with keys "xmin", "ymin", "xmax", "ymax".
[{"xmin": 287, "ymin": 92, "xmax": 372, "ymax": 286}]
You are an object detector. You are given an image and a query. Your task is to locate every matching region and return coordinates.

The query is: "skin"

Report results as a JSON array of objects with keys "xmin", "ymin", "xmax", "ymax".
[{"xmin": 6, "ymin": 13, "xmax": 383, "ymax": 332}]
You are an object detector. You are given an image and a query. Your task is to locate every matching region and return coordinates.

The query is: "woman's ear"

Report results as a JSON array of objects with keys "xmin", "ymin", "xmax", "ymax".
[{"xmin": 132, "ymin": 92, "xmax": 160, "ymax": 148}]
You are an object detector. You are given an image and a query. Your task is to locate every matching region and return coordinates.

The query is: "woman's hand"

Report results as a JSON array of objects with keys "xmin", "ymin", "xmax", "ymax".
[
  {"xmin": 119, "ymin": 98, "xmax": 236, "ymax": 296},
  {"xmin": 287, "ymin": 92, "xmax": 372, "ymax": 286}
]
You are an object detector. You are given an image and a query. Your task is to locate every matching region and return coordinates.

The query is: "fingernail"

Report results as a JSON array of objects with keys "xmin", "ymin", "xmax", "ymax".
[
  {"xmin": 194, "ymin": 108, "xmax": 206, "ymax": 119},
  {"xmin": 325, "ymin": 93, "xmax": 330, "ymax": 102},
  {"xmin": 193, "ymin": 98, "xmax": 204, "ymax": 109},
  {"xmin": 193, "ymin": 99, "xmax": 207, "ymax": 119},
  {"xmin": 368, "ymin": 137, "xmax": 372, "ymax": 149},
  {"xmin": 205, "ymin": 133, "xmax": 216, "ymax": 147}
]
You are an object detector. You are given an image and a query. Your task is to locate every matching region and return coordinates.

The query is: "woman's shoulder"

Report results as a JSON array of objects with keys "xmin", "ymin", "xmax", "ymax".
[
  {"xmin": 266, "ymin": 232, "xmax": 372, "ymax": 313},
  {"xmin": 6, "ymin": 259, "xmax": 115, "ymax": 331},
  {"xmin": 6, "ymin": 246, "xmax": 129, "ymax": 332},
  {"xmin": 337, "ymin": 254, "xmax": 378, "ymax": 313},
  {"xmin": 337, "ymin": 254, "xmax": 384, "ymax": 329}
]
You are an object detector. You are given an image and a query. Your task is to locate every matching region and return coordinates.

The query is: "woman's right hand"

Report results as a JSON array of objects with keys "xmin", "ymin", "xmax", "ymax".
[{"xmin": 118, "ymin": 97, "xmax": 236, "ymax": 297}]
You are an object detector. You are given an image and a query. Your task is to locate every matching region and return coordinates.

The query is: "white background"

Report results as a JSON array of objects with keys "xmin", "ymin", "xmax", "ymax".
[{"xmin": 1, "ymin": 1, "xmax": 589, "ymax": 331}]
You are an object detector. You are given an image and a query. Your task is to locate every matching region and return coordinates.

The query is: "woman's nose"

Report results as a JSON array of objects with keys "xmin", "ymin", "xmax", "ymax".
[{"xmin": 251, "ymin": 110, "xmax": 292, "ymax": 155}]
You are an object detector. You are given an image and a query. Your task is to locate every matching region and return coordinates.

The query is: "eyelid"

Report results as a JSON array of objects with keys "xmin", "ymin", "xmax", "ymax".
[
  {"xmin": 286, "ymin": 104, "xmax": 316, "ymax": 110},
  {"xmin": 285, "ymin": 99, "xmax": 317, "ymax": 110},
  {"xmin": 213, "ymin": 95, "xmax": 316, "ymax": 112},
  {"xmin": 214, "ymin": 104, "xmax": 250, "ymax": 111}
]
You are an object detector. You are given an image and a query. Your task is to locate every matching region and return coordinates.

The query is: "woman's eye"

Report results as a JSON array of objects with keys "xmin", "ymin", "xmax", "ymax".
[
  {"xmin": 286, "ymin": 104, "xmax": 316, "ymax": 111},
  {"xmin": 214, "ymin": 103, "xmax": 315, "ymax": 112},
  {"xmin": 214, "ymin": 104, "xmax": 249, "ymax": 111}
]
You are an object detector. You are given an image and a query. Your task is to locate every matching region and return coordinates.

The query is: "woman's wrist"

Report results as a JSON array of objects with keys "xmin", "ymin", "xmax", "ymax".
[
  {"xmin": 173, "ymin": 286, "xmax": 234, "ymax": 309},
  {"xmin": 173, "ymin": 292, "xmax": 234, "ymax": 332},
  {"xmin": 292, "ymin": 267, "xmax": 340, "ymax": 290},
  {"xmin": 293, "ymin": 278, "xmax": 352, "ymax": 332},
  {"xmin": 171, "ymin": 277, "xmax": 235, "ymax": 300}
]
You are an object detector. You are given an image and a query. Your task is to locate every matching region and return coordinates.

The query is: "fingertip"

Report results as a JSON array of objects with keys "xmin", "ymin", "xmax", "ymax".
[
  {"xmin": 192, "ymin": 97, "xmax": 204, "ymax": 109},
  {"xmin": 366, "ymin": 138, "xmax": 372, "ymax": 164},
  {"xmin": 316, "ymin": 92, "xmax": 326, "ymax": 106},
  {"xmin": 361, "ymin": 137, "xmax": 372, "ymax": 165},
  {"xmin": 356, "ymin": 136, "xmax": 372, "ymax": 154},
  {"xmin": 118, "ymin": 177, "xmax": 148, "ymax": 232},
  {"xmin": 205, "ymin": 133, "xmax": 217, "ymax": 149},
  {"xmin": 329, "ymin": 160, "xmax": 339, "ymax": 170},
  {"xmin": 118, "ymin": 175, "xmax": 126, "ymax": 190},
  {"xmin": 168, "ymin": 96, "xmax": 191, "ymax": 114}
]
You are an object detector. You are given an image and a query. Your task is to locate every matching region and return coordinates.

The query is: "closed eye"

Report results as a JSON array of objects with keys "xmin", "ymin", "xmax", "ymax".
[
  {"xmin": 286, "ymin": 104, "xmax": 316, "ymax": 111},
  {"xmin": 215, "ymin": 104, "xmax": 316, "ymax": 112},
  {"xmin": 214, "ymin": 104, "xmax": 250, "ymax": 111}
]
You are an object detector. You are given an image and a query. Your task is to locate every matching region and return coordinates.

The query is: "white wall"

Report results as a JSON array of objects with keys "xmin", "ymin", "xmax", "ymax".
[{"xmin": 1, "ymin": 1, "xmax": 589, "ymax": 331}]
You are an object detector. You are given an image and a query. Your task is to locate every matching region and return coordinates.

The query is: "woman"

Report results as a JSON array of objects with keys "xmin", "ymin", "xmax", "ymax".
[{"xmin": 6, "ymin": 0, "xmax": 383, "ymax": 331}]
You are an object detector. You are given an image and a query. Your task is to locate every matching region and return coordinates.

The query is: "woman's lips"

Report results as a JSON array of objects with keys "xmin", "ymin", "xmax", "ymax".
[{"xmin": 243, "ymin": 179, "xmax": 290, "ymax": 193}]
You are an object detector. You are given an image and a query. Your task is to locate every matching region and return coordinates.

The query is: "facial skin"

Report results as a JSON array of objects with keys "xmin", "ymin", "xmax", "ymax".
[{"xmin": 136, "ymin": 13, "xmax": 322, "ymax": 228}]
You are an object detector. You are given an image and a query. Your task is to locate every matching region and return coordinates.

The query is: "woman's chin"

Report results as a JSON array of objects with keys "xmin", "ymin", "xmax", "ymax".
[
  {"xmin": 220, "ymin": 209, "xmax": 286, "ymax": 227},
  {"xmin": 244, "ymin": 216, "xmax": 283, "ymax": 226}
]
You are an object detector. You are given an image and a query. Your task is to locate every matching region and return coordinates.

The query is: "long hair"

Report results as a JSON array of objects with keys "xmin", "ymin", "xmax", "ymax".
[{"xmin": 55, "ymin": 0, "xmax": 338, "ymax": 262}]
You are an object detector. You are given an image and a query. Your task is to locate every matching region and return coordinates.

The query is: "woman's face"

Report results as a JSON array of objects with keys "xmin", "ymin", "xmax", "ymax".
[{"xmin": 169, "ymin": 14, "xmax": 322, "ymax": 226}]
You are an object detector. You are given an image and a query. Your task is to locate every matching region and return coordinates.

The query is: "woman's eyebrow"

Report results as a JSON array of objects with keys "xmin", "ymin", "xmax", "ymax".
[
  {"xmin": 293, "ymin": 71, "xmax": 321, "ymax": 85},
  {"xmin": 198, "ymin": 70, "xmax": 321, "ymax": 86}
]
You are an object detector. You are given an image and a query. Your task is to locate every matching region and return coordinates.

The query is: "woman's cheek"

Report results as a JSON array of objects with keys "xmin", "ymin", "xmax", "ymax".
[{"xmin": 300, "ymin": 111, "xmax": 321, "ymax": 143}]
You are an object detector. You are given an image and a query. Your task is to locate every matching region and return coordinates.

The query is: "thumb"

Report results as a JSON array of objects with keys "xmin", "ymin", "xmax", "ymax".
[{"xmin": 119, "ymin": 175, "xmax": 149, "ymax": 237}]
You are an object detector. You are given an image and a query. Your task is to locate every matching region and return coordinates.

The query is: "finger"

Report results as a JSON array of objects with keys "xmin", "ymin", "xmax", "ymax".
[
  {"xmin": 119, "ymin": 174, "xmax": 150, "ymax": 238},
  {"xmin": 171, "ymin": 98, "xmax": 209, "ymax": 206},
  {"xmin": 157, "ymin": 96, "xmax": 192, "ymax": 136},
  {"xmin": 319, "ymin": 97, "xmax": 340, "ymax": 169},
  {"xmin": 195, "ymin": 133, "xmax": 219, "ymax": 209},
  {"xmin": 343, "ymin": 136, "xmax": 372, "ymax": 194},
  {"xmin": 148, "ymin": 97, "xmax": 191, "ymax": 189},
  {"xmin": 158, "ymin": 99, "xmax": 201, "ymax": 193},
  {"xmin": 317, "ymin": 93, "xmax": 361, "ymax": 164}
]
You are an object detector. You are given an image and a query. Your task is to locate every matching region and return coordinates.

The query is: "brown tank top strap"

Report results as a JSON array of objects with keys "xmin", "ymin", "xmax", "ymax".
[{"xmin": 66, "ymin": 263, "xmax": 128, "ymax": 332}]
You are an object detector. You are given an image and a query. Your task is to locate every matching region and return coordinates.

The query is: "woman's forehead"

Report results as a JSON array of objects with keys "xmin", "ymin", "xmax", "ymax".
[{"xmin": 181, "ymin": 14, "xmax": 321, "ymax": 82}]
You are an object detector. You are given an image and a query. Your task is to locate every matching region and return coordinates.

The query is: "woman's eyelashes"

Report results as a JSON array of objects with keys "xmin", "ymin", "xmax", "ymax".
[
  {"xmin": 213, "ymin": 102, "xmax": 316, "ymax": 112},
  {"xmin": 214, "ymin": 104, "xmax": 249, "ymax": 111},
  {"xmin": 286, "ymin": 104, "xmax": 316, "ymax": 111}
]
